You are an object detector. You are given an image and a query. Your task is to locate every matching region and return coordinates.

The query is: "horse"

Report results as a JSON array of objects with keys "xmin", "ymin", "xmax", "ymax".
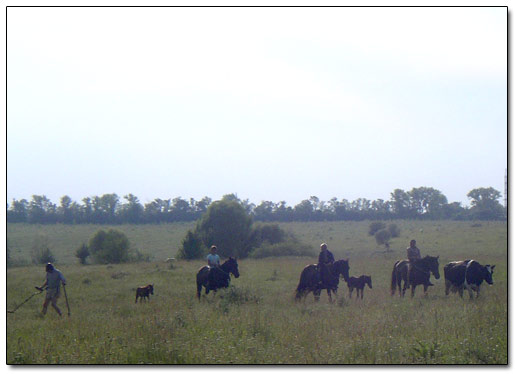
[
  {"xmin": 295, "ymin": 259, "xmax": 350, "ymax": 302},
  {"xmin": 391, "ymin": 255, "xmax": 440, "ymax": 297},
  {"xmin": 348, "ymin": 275, "xmax": 372, "ymax": 299},
  {"xmin": 196, "ymin": 257, "xmax": 240, "ymax": 300},
  {"xmin": 135, "ymin": 284, "xmax": 154, "ymax": 303}
]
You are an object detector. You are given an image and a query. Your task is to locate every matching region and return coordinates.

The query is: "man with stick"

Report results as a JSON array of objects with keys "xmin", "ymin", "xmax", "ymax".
[{"xmin": 37, "ymin": 263, "xmax": 67, "ymax": 317}]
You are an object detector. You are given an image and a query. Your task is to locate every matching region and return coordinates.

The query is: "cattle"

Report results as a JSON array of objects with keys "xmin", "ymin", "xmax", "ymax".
[
  {"xmin": 135, "ymin": 284, "xmax": 154, "ymax": 303},
  {"xmin": 444, "ymin": 260, "xmax": 495, "ymax": 298}
]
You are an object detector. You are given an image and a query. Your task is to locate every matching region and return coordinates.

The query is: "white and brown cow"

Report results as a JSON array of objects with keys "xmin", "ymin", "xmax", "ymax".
[{"xmin": 444, "ymin": 259, "xmax": 495, "ymax": 298}]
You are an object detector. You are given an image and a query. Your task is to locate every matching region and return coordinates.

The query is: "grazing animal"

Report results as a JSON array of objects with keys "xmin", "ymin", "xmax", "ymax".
[
  {"xmin": 135, "ymin": 284, "xmax": 154, "ymax": 303},
  {"xmin": 165, "ymin": 257, "xmax": 176, "ymax": 263},
  {"xmin": 196, "ymin": 257, "xmax": 240, "ymax": 300},
  {"xmin": 391, "ymin": 255, "xmax": 440, "ymax": 297},
  {"xmin": 444, "ymin": 259, "xmax": 495, "ymax": 298},
  {"xmin": 295, "ymin": 259, "xmax": 350, "ymax": 302},
  {"xmin": 348, "ymin": 275, "xmax": 372, "ymax": 299}
]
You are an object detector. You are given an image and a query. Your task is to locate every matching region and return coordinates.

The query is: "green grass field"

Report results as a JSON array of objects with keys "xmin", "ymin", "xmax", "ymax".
[{"xmin": 6, "ymin": 220, "xmax": 507, "ymax": 364}]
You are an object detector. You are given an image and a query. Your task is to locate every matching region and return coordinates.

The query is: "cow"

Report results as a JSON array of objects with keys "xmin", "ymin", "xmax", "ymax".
[
  {"xmin": 444, "ymin": 260, "xmax": 495, "ymax": 298},
  {"xmin": 135, "ymin": 284, "xmax": 154, "ymax": 303}
]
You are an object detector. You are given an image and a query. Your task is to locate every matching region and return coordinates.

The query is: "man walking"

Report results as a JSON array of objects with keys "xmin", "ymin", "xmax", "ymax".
[{"xmin": 37, "ymin": 263, "xmax": 66, "ymax": 317}]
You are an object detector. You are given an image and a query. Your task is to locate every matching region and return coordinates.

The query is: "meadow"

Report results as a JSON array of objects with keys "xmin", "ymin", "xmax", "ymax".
[{"xmin": 6, "ymin": 220, "xmax": 507, "ymax": 364}]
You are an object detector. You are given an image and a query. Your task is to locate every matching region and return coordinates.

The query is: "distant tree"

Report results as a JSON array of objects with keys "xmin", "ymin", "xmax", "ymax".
[
  {"xmin": 177, "ymin": 230, "xmax": 206, "ymax": 260},
  {"xmin": 28, "ymin": 195, "xmax": 57, "ymax": 224},
  {"xmin": 7, "ymin": 198, "xmax": 29, "ymax": 222},
  {"xmin": 119, "ymin": 194, "xmax": 144, "ymax": 223},
  {"xmin": 408, "ymin": 187, "xmax": 448, "ymax": 218},
  {"xmin": 195, "ymin": 197, "xmax": 253, "ymax": 258},
  {"xmin": 294, "ymin": 199, "xmax": 314, "ymax": 221},
  {"xmin": 253, "ymin": 201, "xmax": 276, "ymax": 221},
  {"xmin": 75, "ymin": 243, "xmax": 90, "ymax": 265},
  {"xmin": 467, "ymin": 187, "xmax": 505, "ymax": 220},
  {"xmin": 89, "ymin": 229, "xmax": 130, "ymax": 264},
  {"xmin": 390, "ymin": 189, "xmax": 411, "ymax": 218}
]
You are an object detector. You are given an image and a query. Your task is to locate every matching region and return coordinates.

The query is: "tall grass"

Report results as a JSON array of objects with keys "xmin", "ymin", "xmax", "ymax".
[{"xmin": 6, "ymin": 220, "xmax": 507, "ymax": 364}]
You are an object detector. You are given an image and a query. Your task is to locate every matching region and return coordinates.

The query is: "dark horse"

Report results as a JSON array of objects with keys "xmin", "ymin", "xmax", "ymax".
[
  {"xmin": 348, "ymin": 275, "xmax": 372, "ymax": 299},
  {"xmin": 391, "ymin": 255, "xmax": 440, "ymax": 297},
  {"xmin": 196, "ymin": 257, "xmax": 240, "ymax": 300},
  {"xmin": 135, "ymin": 284, "xmax": 154, "ymax": 303},
  {"xmin": 295, "ymin": 259, "xmax": 350, "ymax": 302}
]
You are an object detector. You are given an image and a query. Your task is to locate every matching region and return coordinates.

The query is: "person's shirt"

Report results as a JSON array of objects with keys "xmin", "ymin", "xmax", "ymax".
[
  {"xmin": 318, "ymin": 249, "xmax": 335, "ymax": 264},
  {"xmin": 46, "ymin": 269, "xmax": 66, "ymax": 290},
  {"xmin": 407, "ymin": 246, "xmax": 421, "ymax": 261},
  {"xmin": 206, "ymin": 253, "xmax": 220, "ymax": 267}
]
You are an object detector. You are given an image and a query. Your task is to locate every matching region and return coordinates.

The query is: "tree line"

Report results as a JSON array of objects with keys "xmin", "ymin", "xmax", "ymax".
[{"xmin": 6, "ymin": 186, "xmax": 506, "ymax": 225}]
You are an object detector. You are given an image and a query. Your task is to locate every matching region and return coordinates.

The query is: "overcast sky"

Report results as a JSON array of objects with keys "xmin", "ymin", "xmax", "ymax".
[{"xmin": 6, "ymin": 6, "xmax": 507, "ymax": 208}]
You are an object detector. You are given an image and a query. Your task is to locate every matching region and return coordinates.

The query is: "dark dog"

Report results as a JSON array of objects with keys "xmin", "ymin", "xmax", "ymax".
[{"xmin": 135, "ymin": 284, "xmax": 154, "ymax": 303}]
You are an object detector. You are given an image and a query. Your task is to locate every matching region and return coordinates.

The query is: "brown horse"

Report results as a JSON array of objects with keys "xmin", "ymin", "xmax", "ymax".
[
  {"xmin": 391, "ymin": 255, "xmax": 440, "ymax": 297},
  {"xmin": 295, "ymin": 259, "xmax": 350, "ymax": 302},
  {"xmin": 348, "ymin": 275, "xmax": 372, "ymax": 299},
  {"xmin": 135, "ymin": 284, "xmax": 154, "ymax": 303},
  {"xmin": 196, "ymin": 257, "xmax": 240, "ymax": 300}
]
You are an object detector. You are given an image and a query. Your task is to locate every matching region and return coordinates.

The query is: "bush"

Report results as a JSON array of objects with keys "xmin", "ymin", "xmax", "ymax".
[
  {"xmin": 31, "ymin": 247, "xmax": 56, "ymax": 264},
  {"xmin": 249, "ymin": 241, "xmax": 314, "ymax": 258},
  {"xmin": 388, "ymin": 223, "xmax": 401, "ymax": 238},
  {"xmin": 248, "ymin": 223, "xmax": 287, "ymax": 248},
  {"xmin": 88, "ymin": 229, "xmax": 130, "ymax": 264},
  {"xmin": 75, "ymin": 243, "xmax": 90, "ymax": 265},
  {"xmin": 178, "ymin": 230, "xmax": 207, "ymax": 260},
  {"xmin": 369, "ymin": 221, "xmax": 386, "ymax": 236},
  {"xmin": 375, "ymin": 229, "xmax": 391, "ymax": 249}
]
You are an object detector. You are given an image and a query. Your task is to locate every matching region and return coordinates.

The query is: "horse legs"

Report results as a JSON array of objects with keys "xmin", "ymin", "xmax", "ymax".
[
  {"xmin": 360, "ymin": 288, "xmax": 364, "ymax": 299},
  {"xmin": 326, "ymin": 289, "xmax": 333, "ymax": 303},
  {"xmin": 423, "ymin": 284, "xmax": 429, "ymax": 296},
  {"xmin": 314, "ymin": 289, "xmax": 321, "ymax": 302},
  {"xmin": 349, "ymin": 287, "xmax": 353, "ymax": 299},
  {"xmin": 445, "ymin": 280, "xmax": 451, "ymax": 296},
  {"xmin": 401, "ymin": 280, "xmax": 407, "ymax": 297},
  {"xmin": 410, "ymin": 284, "xmax": 416, "ymax": 298}
]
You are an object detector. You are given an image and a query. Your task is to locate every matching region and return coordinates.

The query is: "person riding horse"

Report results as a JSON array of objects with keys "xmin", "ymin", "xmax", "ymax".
[
  {"xmin": 206, "ymin": 245, "xmax": 229, "ymax": 289},
  {"xmin": 407, "ymin": 239, "xmax": 433, "ymax": 286},
  {"xmin": 317, "ymin": 243, "xmax": 335, "ymax": 286}
]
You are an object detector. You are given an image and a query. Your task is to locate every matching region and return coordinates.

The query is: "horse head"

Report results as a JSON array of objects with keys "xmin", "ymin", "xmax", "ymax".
[
  {"xmin": 364, "ymin": 275, "xmax": 372, "ymax": 289},
  {"xmin": 223, "ymin": 257, "xmax": 240, "ymax": 278},
  {"xmin": 334, "ymin": 259, "xmax": 350, "ymax": 282},
  {"xmin": 424, "ymin": 255, "xmax": 440, "ymax": 279}
]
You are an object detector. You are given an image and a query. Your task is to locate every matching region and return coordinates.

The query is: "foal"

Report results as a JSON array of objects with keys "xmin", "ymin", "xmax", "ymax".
[
  {"xmin": 135, "ymin": 284, "xmax": 154, "ymax": 303},
  {"xmin": 347, "ymin": 275, "xmax": 372, "ymax": 299}
]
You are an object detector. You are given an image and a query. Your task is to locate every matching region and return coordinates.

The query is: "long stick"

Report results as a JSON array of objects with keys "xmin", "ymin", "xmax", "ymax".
[
  {"xmin": 63, "ymin": 284, "xmax": 71, "ymax": 316},
  {"xmin": 7, "ymin": 289, "xmax": 43, "ymax": 314}
]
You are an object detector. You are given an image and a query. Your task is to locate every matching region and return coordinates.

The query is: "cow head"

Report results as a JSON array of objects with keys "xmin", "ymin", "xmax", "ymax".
[{"xmin": 483, "ymin": 265, "xmax": 495, "ymax": 285}]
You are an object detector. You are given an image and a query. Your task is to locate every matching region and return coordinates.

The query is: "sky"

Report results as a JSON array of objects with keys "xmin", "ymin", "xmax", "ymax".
[{"xmin": 6, "ymin": 6, "xmax": 508, "ymax": 208}]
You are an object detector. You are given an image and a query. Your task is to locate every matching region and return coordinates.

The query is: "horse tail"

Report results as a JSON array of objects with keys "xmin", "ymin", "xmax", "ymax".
[
  {"xmin": 391, "ymin": 261, "xmax": 399, "ymax": 295},
  {"xmin": 196, "ymin": 277, "xmax": 202, "ymax": 301}
]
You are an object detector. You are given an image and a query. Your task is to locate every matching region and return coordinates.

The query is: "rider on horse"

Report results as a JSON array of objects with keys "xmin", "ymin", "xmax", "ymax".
[
  {"xmin": 206, "ymin": 245, "xmax": 228, "ymax": 290},
  {"xmin": 407, "ymin": 239, "xmax": 433, "ymax": 286},
  {"xmin": 317, "ymin": 243, "xmax": 335, "ymax": 286}
]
